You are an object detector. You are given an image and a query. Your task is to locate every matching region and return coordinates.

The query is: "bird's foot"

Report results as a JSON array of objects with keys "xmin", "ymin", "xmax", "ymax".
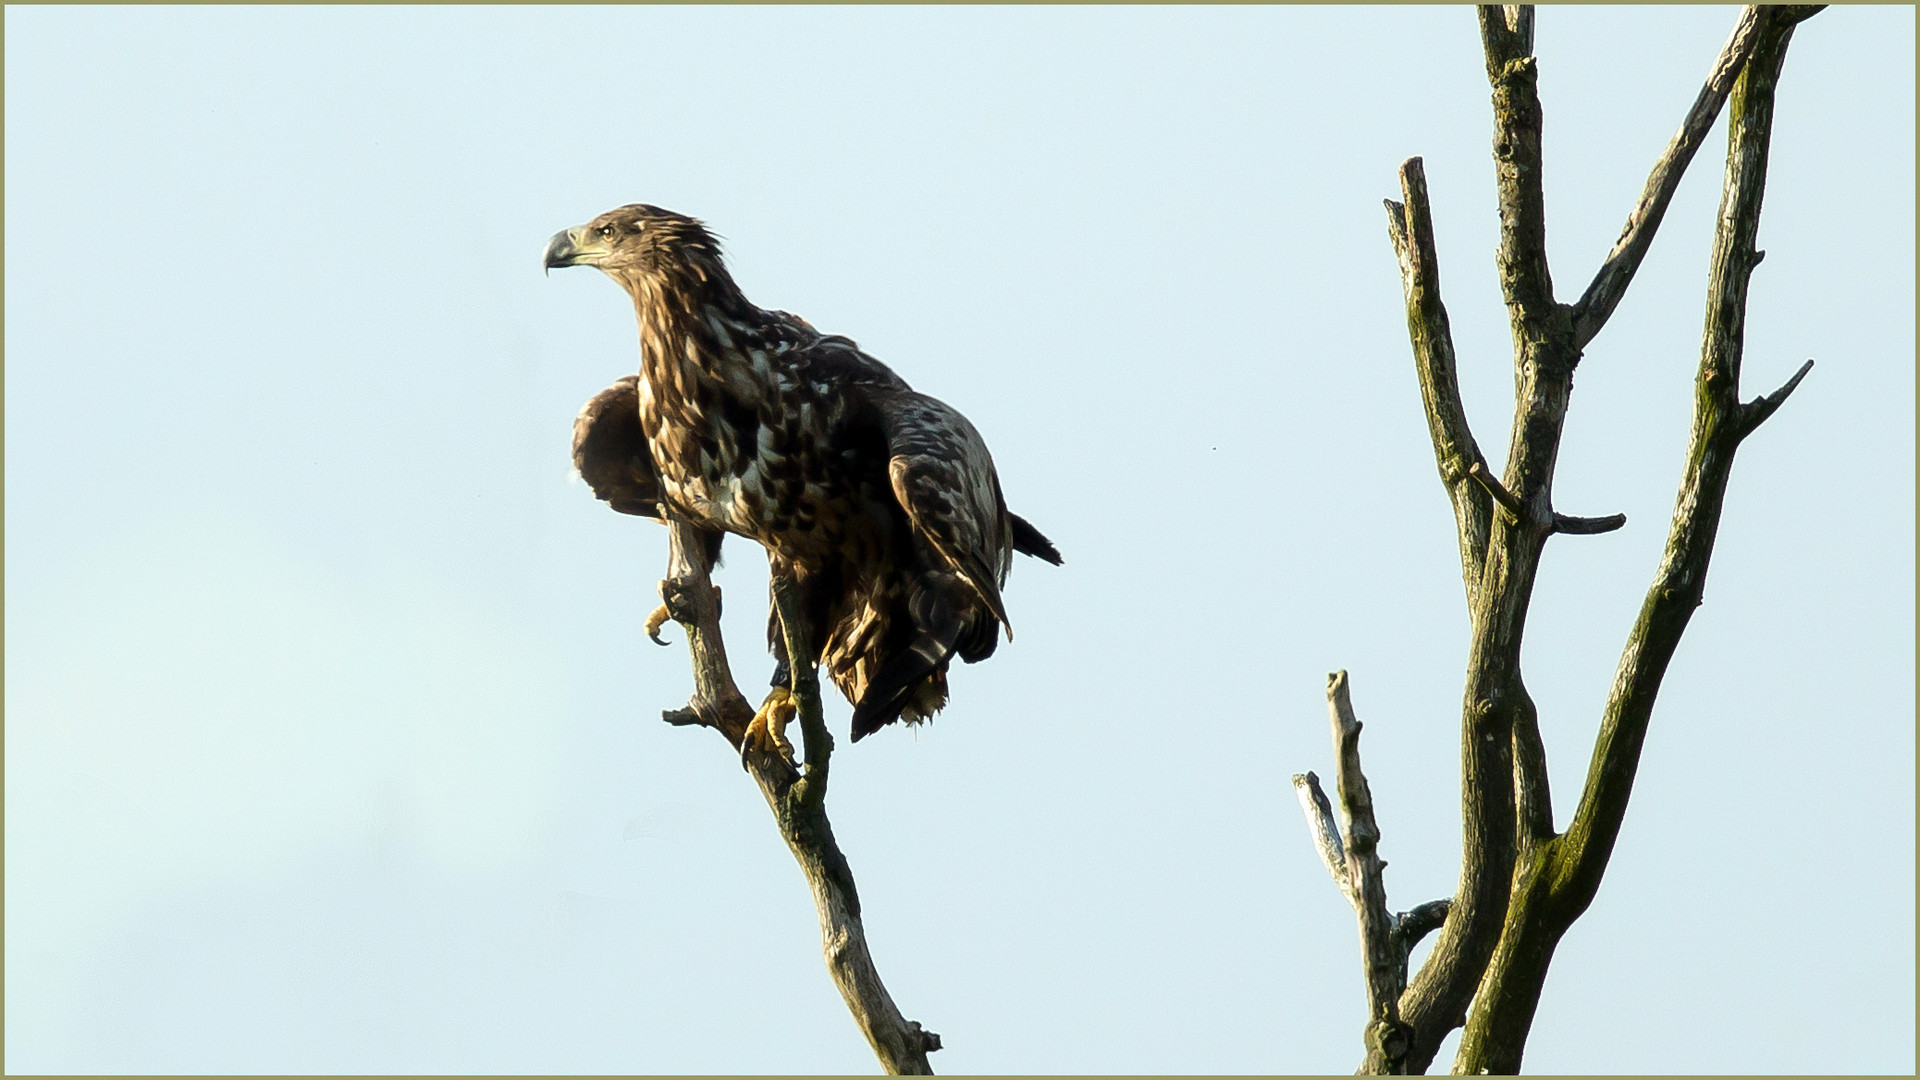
[
  {"xmin": 644, "ymin": 603, "xmax": 673, "ymax": 646},
  {"xmin": 740, "ymin": 686, "xmax": 797, "ymax": 769},
  {"xmin": 648, "ymin": 583, "xmax": 721, "ymax": 645}
]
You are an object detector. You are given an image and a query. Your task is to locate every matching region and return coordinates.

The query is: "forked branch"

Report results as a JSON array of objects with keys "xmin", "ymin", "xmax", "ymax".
[
  {"xmin": 1570, "ymin": 5, "xmax": 1826, "ymax": 349},
  {"xmin": 1292, "ymin": 672, "xmax": 1450, "ymax": 1074},
  {"xmin": 658, "ymin": 519, "xmax": 940, "ymax": 1074}
]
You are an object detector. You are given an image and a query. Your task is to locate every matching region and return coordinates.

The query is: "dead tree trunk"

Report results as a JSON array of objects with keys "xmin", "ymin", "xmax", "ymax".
[
  {"xmin": 655, "ymin": 517, "xmax": 941, "ymax": 1075},
  {"xmin": 1296, "ymin": 5, "xmax": 1822, "ymax": 1072}
]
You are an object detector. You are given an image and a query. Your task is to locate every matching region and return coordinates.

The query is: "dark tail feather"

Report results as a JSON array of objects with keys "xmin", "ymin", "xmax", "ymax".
[{"xmin": 1011, "ymin": 513, "xmax": 1062, "ymax": 565}]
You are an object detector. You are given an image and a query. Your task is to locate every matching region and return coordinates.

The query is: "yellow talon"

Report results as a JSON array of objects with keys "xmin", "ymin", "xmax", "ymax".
[
  {"xmin": 644, "ymin": 603, "xmax": 673, "ymax": 646},
  {"xmin": 647, "ymin": 585, "xmax": 719, "ymax": 645},
  {"xmin": 741, "ymin": 686, "xmax": 797, "ymax": 767}
]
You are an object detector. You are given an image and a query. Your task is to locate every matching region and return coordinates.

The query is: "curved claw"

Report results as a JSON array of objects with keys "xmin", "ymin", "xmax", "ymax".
[
  {"xmin": 643, "ymin": 603, "xmax": 674, "ymax": 646},
  {"xmin": 740, "ymin": 687, "xmax": 798, "ymax": 771}
]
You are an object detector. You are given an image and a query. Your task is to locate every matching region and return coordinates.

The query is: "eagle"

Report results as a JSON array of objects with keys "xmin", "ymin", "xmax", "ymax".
[{"xmin": 547, "ymin": 204, "xmax": 1060, "ymax": 759}]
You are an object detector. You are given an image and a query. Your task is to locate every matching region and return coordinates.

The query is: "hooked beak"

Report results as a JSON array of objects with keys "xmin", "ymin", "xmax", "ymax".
[
  {"xmin": 541, "ymin": 226, "xmax": 576, "ymax": 272},
  {"xmin": 543, "ymin": 226, "xmax": 603, "ymax": 275}
]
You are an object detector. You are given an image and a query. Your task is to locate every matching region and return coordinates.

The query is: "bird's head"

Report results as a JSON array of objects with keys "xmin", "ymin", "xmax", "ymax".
[{"xmin": 543, "ymin": 204, "xmax": 725, "ymax": 287}]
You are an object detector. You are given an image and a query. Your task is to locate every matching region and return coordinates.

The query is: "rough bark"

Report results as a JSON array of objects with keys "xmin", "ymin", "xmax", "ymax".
[
  {"xmin": 1317, "ymin": 5, "xmax": 1821, "ymax": 1073},
  {"xmin": 657, "ymin": 518, "xmax": 940, "ymax": 1075}
]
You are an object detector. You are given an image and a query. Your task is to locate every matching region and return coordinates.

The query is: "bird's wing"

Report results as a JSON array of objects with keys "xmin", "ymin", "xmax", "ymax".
[
  {"xmin": 571, "ymin": 375, "xmax": 662, "ymax": 518},
  {"xmin": 865, "ymin": 388, "xmax": 1015, "ymax": 634}
]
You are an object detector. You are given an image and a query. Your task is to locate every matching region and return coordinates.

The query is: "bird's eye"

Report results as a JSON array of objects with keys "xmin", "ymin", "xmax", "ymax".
[{"xmin": 597, "ymin": 224, "xmax": 616, "ymax": 240}]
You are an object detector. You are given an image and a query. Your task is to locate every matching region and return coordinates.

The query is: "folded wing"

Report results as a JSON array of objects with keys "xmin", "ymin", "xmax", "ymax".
[
  {"xmin": 870, "ymin": 388, "xmax": 1016, "ymax": 636},
  {"xmin": 572, "ymin": 375, "xmax": 662, "ymax": 519}
]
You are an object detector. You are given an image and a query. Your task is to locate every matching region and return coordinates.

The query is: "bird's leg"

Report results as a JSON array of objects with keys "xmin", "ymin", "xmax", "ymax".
[{"xmin": 740, "ymin": 685, "xmax": 798, "ymax": 767}]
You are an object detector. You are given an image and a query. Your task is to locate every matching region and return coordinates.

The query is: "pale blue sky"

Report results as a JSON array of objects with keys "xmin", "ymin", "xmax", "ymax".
[{"xmin": 6, "ymin": 5, "xmax": 1912, "ymax": 1074}]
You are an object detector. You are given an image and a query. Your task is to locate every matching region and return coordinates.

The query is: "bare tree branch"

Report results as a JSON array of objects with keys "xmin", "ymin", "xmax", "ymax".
[
  {"xmin": 1468, "ymin": 461, "xmax": 1528, "ymax": 521},
  {"xmin": 1395, "ymin": 11, "xmax": 1566, "ymax": 1069},
  {"xmin": 1392, "ymin": 901, "xmax": 1452, "ymax": 955},
  {"xmin": 1568, "ymin": 6, "xmax": 1766, "ymax": 349},
  {"xmin": 1551, "ymin": 511, "xmax": 1627, "ymax": 536},
  {"xmin": 1322, "ymin": 672, "xmax": 1418, "ymax": 1073},
  {"xmin": 1386, "ymin": 159, "xmax": 1493, "ymax": 605},
  {"xmin": 1735, "ymin": 357, "xmax": 1815, "ymax": 437},
  {"xmin": 1291, "ymin": 771, "xmax": 1353, "ymax": 906},
  {"xmin": 1477, "ymin": 5, "xmax": 1533, "ymax": 82},
  {"xmin": 657, "ymin": 524, "xmax": 757, "ymax": 749},
  {"xmin": 1554, "ymin": 9, "xmax": 1811, "ymax": 922},
  {"xmin": 1383, "ymin": 58, "xmax": 1576, "ymax": 1056},
  {"xmin": 659, "ymin": 519, "xmax": 940, "ymax": 1074},
  {"xmin": 1478, "ymin": 5, "xmax": 1557, "ymax": 330},
  {"xmin": 1501, "ymin": 5, "xmax": 1535, "ymax": 56},
  {"xmin": 1509, "ymin": 682, "xmax": 1556, "ymax": 844},
  {"xmin": 1295, "ymin": 746, "xmax": 1455, "ymax": 1074},
  {"xmin": 1570, "ymin": 5, "xmax": 1826, "ymax": 349},
  {"xmin": 1394, "ymin": 11, "xmax": 1572, "ymax": 1053}
]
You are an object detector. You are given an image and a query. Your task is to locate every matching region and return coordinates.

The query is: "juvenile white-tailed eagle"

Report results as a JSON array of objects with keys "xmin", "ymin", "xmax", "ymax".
[{"xmin": 548, "ymin": 204, "xmax": 1060, "ymax": 757}]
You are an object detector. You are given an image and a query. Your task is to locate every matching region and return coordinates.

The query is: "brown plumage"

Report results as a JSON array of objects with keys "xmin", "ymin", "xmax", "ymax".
[{"xmin": 551, "ymin": 204, "xmax": 1060, "ymax": 741}]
